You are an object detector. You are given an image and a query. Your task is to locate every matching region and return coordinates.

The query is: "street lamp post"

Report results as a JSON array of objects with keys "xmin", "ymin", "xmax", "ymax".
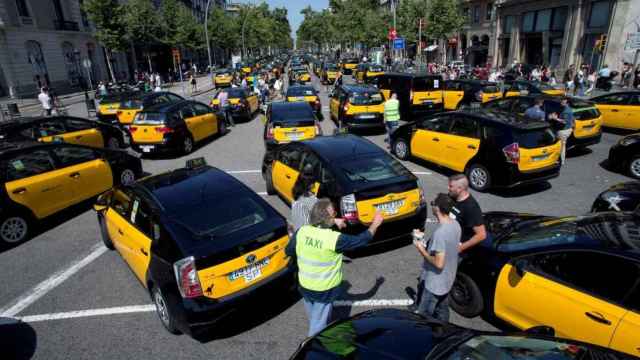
[
  {"xmin": 242, "ymin": 11, "xmax": 249, "ymax": 61},
  {"xmin": 204, "ymin": 0, "xmax": 213, "ymax": 77}
]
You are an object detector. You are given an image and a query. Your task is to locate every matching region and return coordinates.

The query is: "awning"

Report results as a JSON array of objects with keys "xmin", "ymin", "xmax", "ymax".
[{"xmin": 424, "ymin": 44, "xmax": 438, "ymax": 52}]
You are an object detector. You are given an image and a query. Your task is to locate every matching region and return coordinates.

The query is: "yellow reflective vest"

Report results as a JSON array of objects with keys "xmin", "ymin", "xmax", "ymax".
[{"xmin": 295, "ymin": 225, "xmax": 343, "ymax": 292}]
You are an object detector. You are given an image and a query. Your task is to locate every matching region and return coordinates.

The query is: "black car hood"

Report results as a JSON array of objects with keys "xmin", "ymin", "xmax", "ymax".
[
  {"xmin": 593, "ymin": 182, "xmax": 640, "ymax": 212},
  {"xmin": 292, "ymin": 309, "xmax": 463, "ymax": 360},
  {"xmin": 605, "ymin": 181, "xmax": 640, "ymax": 193},
  {"xmin": 620, "ymin": 133, "xmax": 640, "ymax": 143}
]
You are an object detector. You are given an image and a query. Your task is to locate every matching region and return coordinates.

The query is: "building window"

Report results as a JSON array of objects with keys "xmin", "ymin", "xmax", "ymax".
[
  {"xmin": 534, "ymin": 9, "xmax": 551, "ymax": 32},
  {"xmin": 486, "ymin": 3, "xmax": 493, "ymax": 21},
  {"xmin": 463, "ymin": 7, "xmax": 470, "ymax": 21},
  {"xmin": 522, "ymin": 11, "xmax": 535, "ymax": 32},
  {"xmin": 551, "ymin": 7, "xmax": 568, "ymax": 31},
  {"xmin": 588, "ymin": 1, "xmax": 611, "ymax": 28},
  {"xmin": 473, "ymin": 5, "xmax": 481, "ymax": 23},
  {"xmin": 15, "ymin": 0, "xmax": 30, "ymax": 17},
  {"xmin": 503, "ymin": 15, "xmax": 514, "ymax": 34}
]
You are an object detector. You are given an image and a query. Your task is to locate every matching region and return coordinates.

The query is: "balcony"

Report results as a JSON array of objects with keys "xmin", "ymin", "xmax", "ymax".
[{"xmin": 54, "ymin": 20, "xmax": 79, "ymax": 32}]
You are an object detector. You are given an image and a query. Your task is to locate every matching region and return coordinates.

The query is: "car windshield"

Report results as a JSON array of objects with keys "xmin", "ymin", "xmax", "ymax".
[
  {"xmin": 413, "ymin": 77, "xmax": 441, "ymax": 91},
  {"xmin": 287, "ymin": 88, "xmax": 316, "ymax": 97},
  {"xmin": 341, "ymin": 154, "xmax": 411, "ymax": 183},
  {"xmin": 515, "ymin": 128, "xmax": 557, "ymax": 148},
  {"xmin": 444, "ymin": 335, "xmax": 615, "ymax": 359},
  {"xmin": 271, "ymin": 106, "xmax": 316, "ymax": 127},
  {"xmin": 172, "ymin": 196, "xmax": 269, "ymax": 238},
  {"xmin": 349, "ymin": 91, "xmax": 383, "ymax": 105},
  {"xmin": 498, "ymin": 218, "xmax": 599, "ymax": 252}
]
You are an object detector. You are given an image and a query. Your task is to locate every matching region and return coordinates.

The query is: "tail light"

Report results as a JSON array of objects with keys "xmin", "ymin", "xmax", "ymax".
[
  {"xmin": 503, "ymin": 143, "xmax": 520, "ymax": 164},
  {"xmin": 340, "ymin": 194, "xmax": 359, "ymax": 223},
  {"xmin": 475, "ymin": 91, "xmax": 483, "ymax": 102},
  {"xmin": 129, "ymin": 126, "xmax": 138, "ymax": 133},
  {"xmin": 343, "ymin": 102, "xmax": 349, "ymax": 113},
  {"xmin": 266, "ymin": 124, "xmax": 274, "ymax": 139},
  {"xmin": 155, "ymin": 126, "xmax": 174, "ymax": 134},
  {"xmin": 173, "ymin": 256, "xmax": 203, "ymax": 298},
  {"xmin": 410, "ymin": 91, "xmax": 414, "ymax": 101}
]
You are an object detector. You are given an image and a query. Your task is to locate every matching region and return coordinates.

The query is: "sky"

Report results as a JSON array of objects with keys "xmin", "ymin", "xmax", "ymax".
[{"xmin": 235, "ymin": 0, "xmax": 329, "ymax": 39}]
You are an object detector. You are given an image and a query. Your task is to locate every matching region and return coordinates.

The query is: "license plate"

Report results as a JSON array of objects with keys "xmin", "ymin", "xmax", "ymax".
[
  {"xmin": 359, "ymin": 114, "xmax": 375, "ymax": 119},
  {"xmin": 374, "ymin": 199, "xmax": 405, "ymax": 215},
  {"xmin": 140, "ymin": 145, "xmax": 154, "ymax": 153},
  {"xmin": 532, "ymin": 154, "xmax": 550, "ymax": 162},
  {"xmin": 583, "ymin": 124, "xmax": 595, "ymax": 129},
  {"xmin": 288, "ymin": 132, "xmax": 303, "ymax": 140},
  {"xmin": 422, "ymin": 100, "xmax": 433, "ymax": 104},
  {"xmin": 228, "ymin": 257, "xmax": 270, "ymax": 283},
  {"xmin": 296, "ymin": 97, "xmax": 305, "ymax": 101}
]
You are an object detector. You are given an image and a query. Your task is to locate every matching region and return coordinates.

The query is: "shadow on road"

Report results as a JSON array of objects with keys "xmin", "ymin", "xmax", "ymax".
[
  {"xmin": 602, "ymin": 127, "xmax": 636, "ymax": 136},
  {"xmin": 567, "ymin": 146, "xmax": 593, "ymax": 158},
  {"xmin": 0, "ymin": 318, "xmax": 37, "ymax": 360},
  {"xmin": 346, "ymin": 236, "xmax": 412, "ymax": 259},
  {"xmin": 331, "ymin": 277, "xmax": 385, "ymax": 321}
]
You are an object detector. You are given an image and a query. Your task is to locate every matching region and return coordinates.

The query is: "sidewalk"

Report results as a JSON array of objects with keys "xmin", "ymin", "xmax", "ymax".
[{"xmin": 0, "ymin": 75, "xmax": 216, "ymax": 114}]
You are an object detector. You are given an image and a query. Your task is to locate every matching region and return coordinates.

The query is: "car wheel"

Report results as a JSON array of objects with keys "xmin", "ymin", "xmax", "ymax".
[
  {"xmin": 629, "ymin": 156, "xmax": 640, "ymax": 179},
  {"xmin": 182, "ymin": 135, "xmax": 194, "ymax": 155},
  {"xmin": 118, "ymin": 168, "xmax": 136, "ymax": 186},
  {"xmin": 392, "ymin": 137, "xmax": 410, "ymax": 160},
  {"xmin": 265, "ymin": 166, "xmax": 276, "ymax": 195},
  {"xmin": 106, "ymin": 136, "xmax": 121, "ymax": 149},
  {"xmin": 152, "ymin": 287, "xmax": 180, "ymax": 334},
  {"xmin": 0, "ymin": 213, "xmax": 31, "ymax": 246},
  {"xmin": 218, "ymin": 118, "xmax": 227, "ymax": 135},
  {"xmin": 450, "ymin": 273, "xmax": 484, "ymax": 318},
  {"xmin": 98, "ymin": 215, "xmax": 114, "ymax": 250},
  {"xmin": 466, "ymin": 164, "xmax": 491, "ymax": 192}
]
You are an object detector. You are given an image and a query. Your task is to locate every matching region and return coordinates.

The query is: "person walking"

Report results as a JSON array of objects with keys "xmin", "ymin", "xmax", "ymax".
[
  {"xmin": 38, "ymin": 87, "xmax": 52, "ymax": 116},
  {"xmin": 216, "ymin": 89, "xmax": 234, "ymax": 128},
  {"xmin": 448, "ymin": 174, "xmax": 486, "ymax": 254},
  {"xmin": 190, "ymin": 73, "xmax": 197, "ymax": 93},
  {"xmin": 285, "ymin": 199, "xmax": 384, "ymax": 337},
  {"xmin": 586, "ymin": 70, "xmax": 596, "ymax": 95},
  {"xmin": 412, "ymin": 193, "xmax": 461, "ymax": 321},
  {"xmin": 383, "ymin": 92, "xmax": 401, "ymax": 146},
  {"xmin": 563, "ymin": 65, "xmax": 575, "ymax": 95},
  {"xmin": 555, "ymin": 97, "xmax": 575, "ymax": 165},
  {"xmin": 524, "ymin": 98, "xmax": 546, "ymax": 121}
]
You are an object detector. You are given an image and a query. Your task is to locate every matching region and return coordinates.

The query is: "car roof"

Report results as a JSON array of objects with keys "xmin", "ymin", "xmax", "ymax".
[
  {"xmin": 341, "ymin": 84, "xmax": 380, "ymax": 93},
  {"xmin": 454, "ymin": 79, "xmax": 498, "ymax": 86},
  {"xmin": 142, "ymin": 100, "xmax": 191, "ymax": 113},
  {"xmin": 0, "ymin": 140, "xmax": 92, "ymax": 157},
  {"xmin": 511, "ymin": 94, "xmax": 595, "ymax": 107},
  {"xmin": 271, "ymin": 101, "xmax": 312, "ymax": 111},
  {"xmin": 0, "ymin": 115, "xmax": 83, "ymax": 128},
  {"xmin": 592, "ymin": 90, "xmax": 640, "ymax": 99},
  {"xmin": 453, "ymin": 109, "xmax": 551, "ymax": 130},
  {"xmin": 302, "ymin": 134, "xmax": 384, "ymax": 162}
]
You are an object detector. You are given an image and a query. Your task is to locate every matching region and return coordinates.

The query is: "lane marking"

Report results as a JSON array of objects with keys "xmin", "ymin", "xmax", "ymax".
[
  {"xmin": 0, "ymin": 243, "xmax": 107, "ymax": 317},
  {"xmin": 333, "ymin": 299, "xmax": 413, "ymax": 307},
  {"xmin": 411, "ymin": 171, "xmax": 432, "ymax": 175},
  {"xmin": 226, "ymin": 170, "xmax": 262, "ymax": 174},
  {"xmin": 257, "ymin": 192, "xmax": 267, "ymax": 196}
]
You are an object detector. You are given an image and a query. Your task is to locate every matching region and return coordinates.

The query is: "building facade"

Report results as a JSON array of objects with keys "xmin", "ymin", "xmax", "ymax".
[
  {"xmin": 456, "ymin": 0, "xmax": 498, "ymax": 66},
  {"xmin": 0, "ymin": 0, "xmax": 112, "ymax": 97}
]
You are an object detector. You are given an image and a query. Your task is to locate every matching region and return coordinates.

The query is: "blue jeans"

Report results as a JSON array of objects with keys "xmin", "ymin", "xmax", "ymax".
[
  {"xmin": 385, "ymin": 121, "xmax": 399, "ymax": 144},
  {"xmin": 303, "ymin": 298, "xmax": 333, "ymax": 337},
  {"xmin": 417, "ymin": 286, "xmax": 450, "ymax": 322}
]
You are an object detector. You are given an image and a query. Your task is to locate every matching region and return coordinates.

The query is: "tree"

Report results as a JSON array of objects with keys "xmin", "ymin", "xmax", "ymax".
[
  {"xmin": 82, "ymin": 0, "xmax": 127, "ymax": 81},
  {"xmin": 396, "ymin": 0, "xmax": 429, "ymax": 44},
  {"xmin": 122, "ymin": 0, "xmax": 163, "ymax": 72},
  {"xmin": 174, "ymin": 4, "xmax": 203, "ymax": 52},
  {"xmin": 425, "ymin": 0, "xmax": 465, "ymax": 63}
]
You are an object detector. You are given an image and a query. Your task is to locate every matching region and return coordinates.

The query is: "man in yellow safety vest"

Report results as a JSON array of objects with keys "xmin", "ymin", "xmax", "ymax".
[
  {"xmin": 383, "ymin": 91, "xmax": 400, "ymax": 147},
  {"xmin": 285, "ymin": 198, "xmax": 384, "ymax": 336}
]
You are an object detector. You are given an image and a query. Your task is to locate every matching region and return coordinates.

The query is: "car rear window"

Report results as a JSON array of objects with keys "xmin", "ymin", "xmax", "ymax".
[
  {"xmin": 287, "ymin": 88, "xmax": 316, "ymax": 97},
  {"xmin": 413, "ymin": 77, "xmax": 441, "ymax": 91},
  {"xmin": 220, "ymin": 88, "xmax": 245, "ymax": 98},
  {"xmin": 515, "ymin": 128, "xmax": 557, "ymax": 148},
  {"xmin": 573, "ymin": 106, "xmax": 601, "ymax": 120},
  {"xmin": 271, "ymin": 106, "xmax": 316, "ymax": 127},
  {"xmin": 369, "ymin": 66, "xmax": 384, "ymax": 72},
  {"xmin": 341, "ymin": 154, "xmax": 412, "ymax": 183},
  {"xmin": 134, "ymin": 112, "xmax": 166, "ymax": 125},
  {"xmin": 349, "ymin": 91, "xmax": 383, "ymax": 105},
  {"xmin": 121, "ymin": 98, "xmax": 144, "ymax": 109}
]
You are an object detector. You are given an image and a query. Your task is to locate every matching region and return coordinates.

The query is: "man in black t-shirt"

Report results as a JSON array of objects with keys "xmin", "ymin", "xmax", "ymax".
[{"xmin": 448, "ymin": 174, "xmax": 486, "ymax": 253}]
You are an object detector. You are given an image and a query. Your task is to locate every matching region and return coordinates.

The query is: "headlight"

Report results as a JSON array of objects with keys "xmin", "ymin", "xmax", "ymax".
[{"xmin": 619, "ymin": 137, "xmax": 637, "ymax": 146}]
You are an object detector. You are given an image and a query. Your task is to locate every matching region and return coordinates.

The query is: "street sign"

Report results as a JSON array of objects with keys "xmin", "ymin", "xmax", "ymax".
[
  {"xmin": 393, "ymin": 38, "xmax": 405, "ymax": 49},
  {"xmin": 625, "ymin": 33, "xmax": 640, "ymax": 50},
  {"xmin": 388, "ymin": 28, "xmax": 397, "ymax": 40}
]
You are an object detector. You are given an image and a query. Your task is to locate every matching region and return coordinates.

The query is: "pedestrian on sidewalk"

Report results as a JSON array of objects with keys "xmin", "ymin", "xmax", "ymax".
[
  {"xmin": 285, "ymin": 199, "xmax": 384, "ymax": 336},
  {"xmin": 383, "ymin": 92, "xmax": 400, "ymax": 146},
  {"xmin": 190, "ymin": 73, "xmax": 197, "ymax": 93},
  {"xmin": 563, "ymin": 65, "xmax": 575, "ymax": 95},
  {"xmin": 38, "ymin": 87, "xmax": 53, "ymax": 116},
  {"xmin": 553, "ymin": 97, "xmax": 575, "ymax": 165},
  {"xmin": 98, "ymin": 81, "xmax": 108, "ymax": 97},
  {"xmin": 448, "ymin": 174, "xmax": 486, "ymax": 254},
  {"xmin": 586, "ymin": 70, "xmax": 596, "ymax": 95},
  {"xmin": 216, "ymin": 89, "xmax": 234, "ymax": 128},
  {"xmin": 412, "ymin": 193, "xmax": 461, "ymax": 321}
]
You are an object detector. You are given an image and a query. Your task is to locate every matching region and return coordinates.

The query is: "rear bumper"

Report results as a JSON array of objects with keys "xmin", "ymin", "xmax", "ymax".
[
  {"xmin": 342, "ymin": 114, "xmax": 384, "ymax": 128},
  {"xmin": 498, "ymin": 163, "xmax": 561, "ymax": 188},
  {"xmin": 410, "ymin": 103, "xmax": 444, "ymax": 116},
  {"xmin": 131, "ymin": 135, "xmax": 182, "ymax": 153},
  {"xmin": 569, "ymin": 131, "xmax": 602, "ymax": 148},
  {"xmin": 343, "ymin": 206, "xmax": 427, "ymax": 244},
  {"xmin": 175, "ymin": 265, "xmax": 294, "ymax": 334}
]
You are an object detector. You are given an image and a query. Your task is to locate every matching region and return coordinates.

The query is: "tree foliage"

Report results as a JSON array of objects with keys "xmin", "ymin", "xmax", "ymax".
[
  {"xmin": 424, "ymin": 0, "xmax": 465, "ymax": 42},
  {"xmin": 82, "ymin": 0, "xmax": 128, "ymax": 80}
]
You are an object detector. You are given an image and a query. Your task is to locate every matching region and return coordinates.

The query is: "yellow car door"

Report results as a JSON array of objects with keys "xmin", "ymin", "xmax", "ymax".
[
  {"xmin": 247, "ymin": 94, "xmax": 259, "ymax": 113},
  {"xmin": 410, "ymin": 115, "xmax": 453, "ymax": 163},
  {"xmin": 4, "ymin": 148, "xmax": 73, "ymax": 219},
  {"xmin": 444, "ymin": 81, "xmax": 464, "ymax": 110},
  {"xmin": 494, "ymin": 251, "xmax": 628, "ymax": 349},
  {"xmin": 51, "ymin": 146, "xmax": 113, "ymax": 203},
  {"xmin": 63, "ymin": 118, "xmax": 106, "ymax": 148},
  {"xmin": 116, "ymin": 197, "xmax": 153, "ymax": 283},
  {"xmin": 104, "ymin": 189, "xmax": 134, "ymax": 261},
  {"xmin": 192, "ymin": 103, "xmax": 218, "ymax": 137},
  {"xmin": 625, "ymin": 94, "xmax": 640, "ymax": 130},
  {"xmin": 594, "ymin": 93, "xmax": 632, "ymax": 130},
  {"xmin": 437, "ymin": 116, "xmax": 480, "ymax": 172},
  {"xmin": 610, "ymin": 310, "xmax": 640, "ymax": 357},
  {"xmin": 271, "ymin": 146, "xmax": 303, "ymax": 203},
  {"xmin": 180, "ymin": 103, "xmax": 204, "ymax": 142}
]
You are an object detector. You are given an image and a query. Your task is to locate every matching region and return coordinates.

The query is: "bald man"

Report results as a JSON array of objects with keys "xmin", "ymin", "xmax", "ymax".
[{"xmin": 448, "ymin": 174, "xmax": 486, "ymax": 253}]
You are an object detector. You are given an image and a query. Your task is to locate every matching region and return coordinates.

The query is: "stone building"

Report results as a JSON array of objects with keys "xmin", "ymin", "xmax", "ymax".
[
  {"xmin": 0, "ymin": 0, "xmax": 115, "ymax": 98},
  {"xmin": 456, "ymin": 0, "xmax": 498, "ymax": 66}
]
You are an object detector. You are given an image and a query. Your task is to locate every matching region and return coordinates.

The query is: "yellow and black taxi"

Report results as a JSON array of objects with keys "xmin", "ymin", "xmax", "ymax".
[
  {"xmin": 390, "ymin": 110, "xmax": 561, "ymax": 191},
  {"xmin": 0, "ymin": 141, "xmax": 142, "ymax": 245},
  {"xmin": 262, "ymin": 134, "xmax": 427, "ymax": 243},
  {"xmin": 355, "ymin": 63, "xmax": 384, "ymax": 84},
  {"xmin": 211, "ymin": 87, "xmax": 260, "ymax": 122},
  {"xmin": 96, "ymin": 90, "xmax": 140, "ymax": 123},
  {"xmin": 289, "ymin": 65, "xmax": 311, "ymax": 85},
  {"xmin": 450, "ymin": 210, "xmax": 640, "ymax": 357},
  {"xmin": 214, "ymin": 69, "xmax": 234, "ymax": 88},
  {"xmin": 340, "ymin": 57, "xmax": 359, "ymax": 75},
  {"xmin": 590, "ymin": 91, "xmax": 640, "ymax": 130},
  {"xmin": 329, "ymin": 84, "xmax": 385, "ymax": 131},
  {"xmin": 130, "ymin": 100, "xmax": 224, "ymax": 155},
  {"xmin": 236, "ymin": 63, "xmax": 252, "ymax": 74},
  {"xmin": 484, "ymin": 95, "xmax": 603, "ymax": 149},
  {"xmin": 93, "ymin": 159, "xmax": 292, "ymax": 336},
  {"xmin": 443, "ymin": 80, "xmax": 503, "ymax": 110},
  {"xmin": 291, "ymin": 308, "xmax": 634, "ymax": 359},
  {"xmin": 321, "ymin": 63, "xmax": 339, "ymax": 84},
  {"xmin": 116, "ymin": 92, "xmax": 184, "ymax": 126},
  {"xmin": 286, "ymin": 85, "xmax": 321, "ymax": 115},
  {"xmin": 608, "ymin": 133, "xmax": 640, "ymax": 179},
  {"xmin": 263, "ymin": 101, "xmax": 321, "ymax": 150},
  {"xmin": 0, "ymin": 115, "xmax": 129, "ymax": 149},
  {"xmin": 503, "ymin": 80, "xmax": 565, "ymax": 97},
  {"xmin": 376, "ymin": 73, "xmax": 444, "ymax": 119}
]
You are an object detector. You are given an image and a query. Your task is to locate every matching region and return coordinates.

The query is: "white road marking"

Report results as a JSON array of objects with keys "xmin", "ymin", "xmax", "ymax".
[
  {"xmin": 333, "ymin": 299, "xmax": 413, "ymax": 307},
  {"xmin": 257, "ymin": 192, "xmax": 268, "ymax": 196},
  {"xmin": 411, "ymin": 171, "xmax": 432, "ymax": 175},
  {"xmin": 226, "ymin": 170, "xmax": 262, "ymax": 174},
  {"xmin": 0, "ymin": 243, "xmax": 107, "ymax": 317}
]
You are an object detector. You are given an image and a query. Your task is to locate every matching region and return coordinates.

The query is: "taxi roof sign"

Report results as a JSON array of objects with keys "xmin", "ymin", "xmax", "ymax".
[{"xmin": 186, "ymin": 157, "xmax": 207, "ymax": 169}]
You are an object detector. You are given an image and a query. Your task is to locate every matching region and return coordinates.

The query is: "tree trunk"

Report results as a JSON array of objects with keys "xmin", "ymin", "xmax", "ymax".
[
  {"xmin": 147, "ymin": 52, "xmax": 153, "ymax": 73},
  {"xmin": 105, "ymin": 49, "xmax": 116, "ymax": 82}
]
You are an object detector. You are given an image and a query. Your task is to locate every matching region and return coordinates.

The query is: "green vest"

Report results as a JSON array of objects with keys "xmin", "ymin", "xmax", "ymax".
[
  {"xmin": 295, "ymin": 225, "xmax": 343, "ymax": 292},
  {"xmin": 384, "ymin": 98, "xmax": 400, "ymax": 122}
]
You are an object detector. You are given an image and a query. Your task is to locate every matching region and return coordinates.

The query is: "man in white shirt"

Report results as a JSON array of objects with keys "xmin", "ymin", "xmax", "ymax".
[{"xmin": 38, "ymin": 87, "xmax": 52, "ymax": 116}]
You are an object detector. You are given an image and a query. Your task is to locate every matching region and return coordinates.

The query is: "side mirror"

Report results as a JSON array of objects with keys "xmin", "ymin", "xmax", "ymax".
[
  {"xmin": 514, "ymin": 259, "xmax": 528, "ymax": 277},
  {"xmin": 94, "ymin": 190, "xmax": 112, "ymax": 212},
  {"xmin": 525, "ymin": 325, "xmax": 555, "ymax": 337}
]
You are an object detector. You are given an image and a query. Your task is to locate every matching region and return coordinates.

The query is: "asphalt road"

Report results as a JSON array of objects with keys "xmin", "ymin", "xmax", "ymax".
[{"xmin": 0, "ymin": 71, "xmax": 633, "ymax": 360}]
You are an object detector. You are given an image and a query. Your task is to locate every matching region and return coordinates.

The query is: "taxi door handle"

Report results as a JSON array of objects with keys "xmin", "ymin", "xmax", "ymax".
[
  {"xmin": 118, "ymin": 229, "xmax": 124, "ymax": 235},
  {"xmin": 611, "ymin": 109, "xmax": 619, "ymax": 112},
  {"xmin": 12, "ymin": 187, "xmax": 26, "ymax": 195},
  {"xmin": 285, "ymin": 174, "xmax": 291, "ymax": 179},
  {"xmin": 69, "ymin": 172, "xmax": 80, "ymax": 179},
  {"xmin": 432, "ymin": 137, "xmax": 440, "ymax": 142},
  {"xmin": 140, "ymin": 248, "xmax": 148, "ymax": 256},
  {"xmin": 75, "ymin": 135, "xmax": 83, "ymax": 139},
  {"xmin": 468, "ymin": 145, "xmax": 477, "ymax": 149},
  {"xmin": 585, "ymin": 311, "xmax": 611, "ymax": 325}
]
